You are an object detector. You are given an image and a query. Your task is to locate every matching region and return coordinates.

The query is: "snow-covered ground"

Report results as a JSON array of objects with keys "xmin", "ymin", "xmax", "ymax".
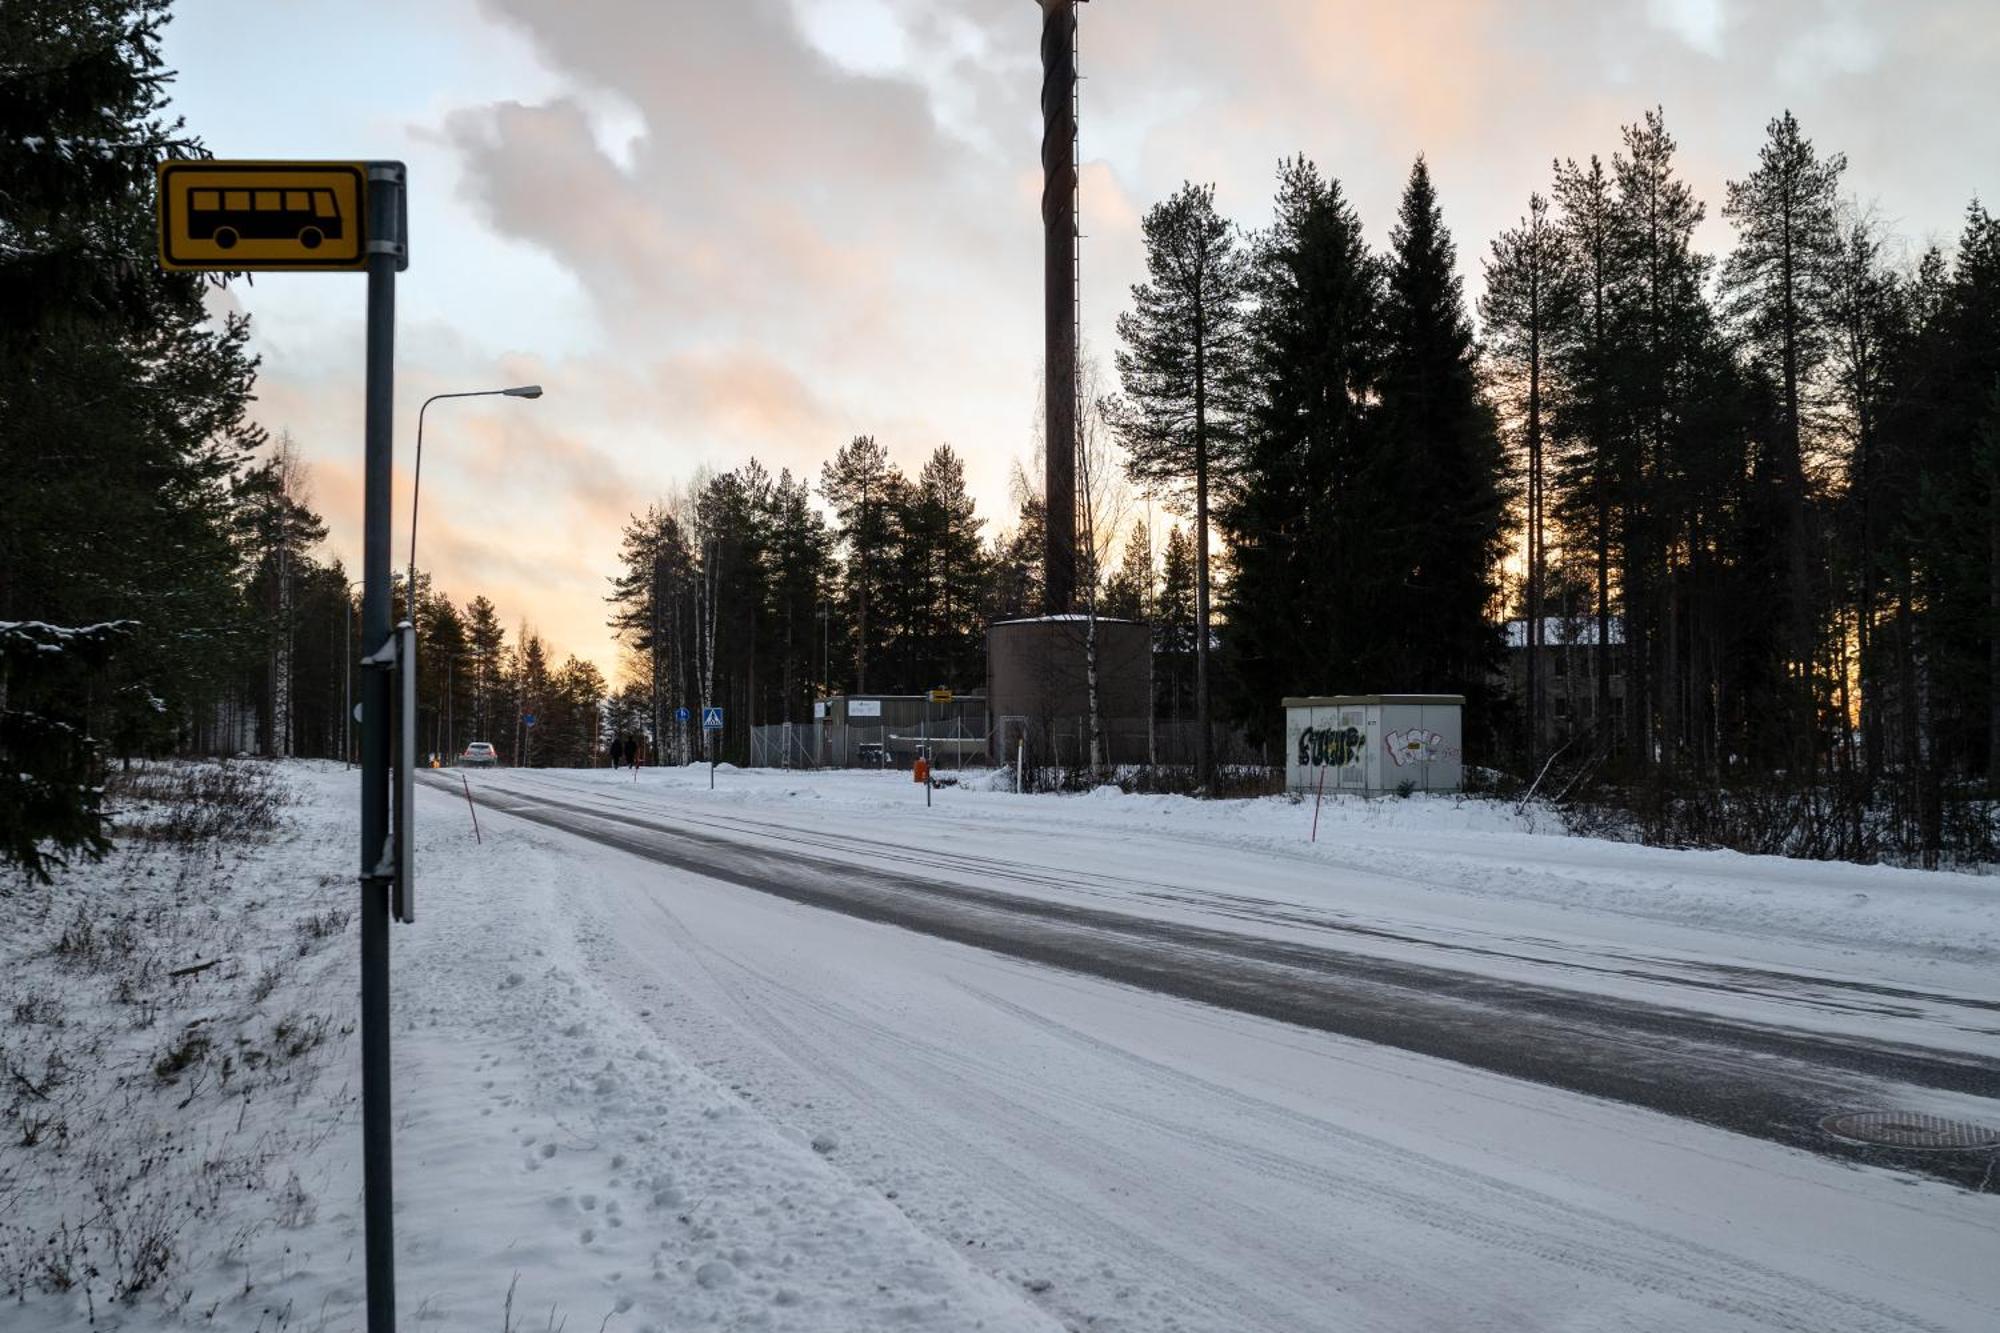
[
  {"xmin": 4, "ymin": 760, "xmax": 1996, "ymax": 1331},
  {"xmin": 1, "ymin": 762, "xmax": 1061, "ymax": 1332}
]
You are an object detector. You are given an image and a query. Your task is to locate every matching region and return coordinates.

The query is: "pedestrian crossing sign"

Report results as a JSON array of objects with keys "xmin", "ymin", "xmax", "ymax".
[{"xmin": 701, "ymin": 706, "xmax": 724, "ymax": 731}]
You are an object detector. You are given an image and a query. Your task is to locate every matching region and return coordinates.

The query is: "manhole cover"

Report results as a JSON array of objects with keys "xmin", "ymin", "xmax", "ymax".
[{"xmin": 1821, "ymin": 1111, "xmax": 2000, "ymax": 1151}]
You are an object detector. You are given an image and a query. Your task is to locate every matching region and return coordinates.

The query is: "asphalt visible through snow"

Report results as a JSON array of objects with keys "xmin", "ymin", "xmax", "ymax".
[{"xmin": 430, "ymin": 773, "xmax": 2000, "ymax": 1191}]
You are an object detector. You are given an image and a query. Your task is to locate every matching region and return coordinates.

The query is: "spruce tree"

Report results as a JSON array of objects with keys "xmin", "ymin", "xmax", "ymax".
[
  {"xmin": 2, "ymin": 0, "xmax": 265, "ymax": 875},
  {"xmin": 1221, "ymin": 157, "xmax": 1380, "ymax": 740},
  {"xmin": 1107, "ymin": 182, "xmax": 1249, "ymax": 790},
  {"xmin": 1375, "ymin": 157, "xmax": 1507, "ymax": 709}
]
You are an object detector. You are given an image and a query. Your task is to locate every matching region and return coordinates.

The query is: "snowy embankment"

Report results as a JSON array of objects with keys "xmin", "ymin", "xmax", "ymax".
[
  {"xmin": 459, "ymin": 761, "xmax": 2000, "ymax": 1092},
  {"xmin": 608, "ymin": 764, "xmax": 2000, "ymax": 960},
  {"xmin": 0, "ymin": 761, "xmax": 1058, "ymax": 1332}
]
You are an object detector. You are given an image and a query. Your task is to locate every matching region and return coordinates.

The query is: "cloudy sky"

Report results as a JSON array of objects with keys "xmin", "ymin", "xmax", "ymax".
[{"xmin": 162, "ymin": 0, "xmax": 1999, "ymax": 678}]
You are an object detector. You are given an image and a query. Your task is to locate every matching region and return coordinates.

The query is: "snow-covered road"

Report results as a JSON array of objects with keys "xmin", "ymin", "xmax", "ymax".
[{"xmin": 415, "ymin": 765, "xmax": 1999, "ymax": 1332}]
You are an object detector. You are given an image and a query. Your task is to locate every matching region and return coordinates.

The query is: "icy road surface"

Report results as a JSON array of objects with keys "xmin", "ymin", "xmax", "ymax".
[{"xmin": 420, "ymin": 765, "xmax": 2000, "ymax": 1332}]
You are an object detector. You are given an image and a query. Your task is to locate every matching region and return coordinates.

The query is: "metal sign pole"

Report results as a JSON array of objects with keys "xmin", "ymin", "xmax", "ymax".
[
  {"xmin": 158, "ymin": 154, "xmax": 407, "ymax": 1333},
  {"xmin": 357, "ymin": 160, "xmax": 405, "ymax": 1333}
]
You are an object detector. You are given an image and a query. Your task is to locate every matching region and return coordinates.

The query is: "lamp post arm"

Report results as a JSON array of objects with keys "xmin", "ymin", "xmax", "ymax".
[{"xmin": 409, "ymin": 388, "xmax": 531, "ymax": 624}]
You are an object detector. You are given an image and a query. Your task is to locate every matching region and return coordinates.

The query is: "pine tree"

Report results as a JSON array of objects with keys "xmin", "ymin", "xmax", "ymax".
[
  {"xmin": 1155, "ymin": 526, "xmax": 1198, "ymax": 737},
  {"xmin": 1107, "ymin": 182, "xmax": 1250, "ymax": 789},
  {"xmin": 908, "ymin": 445, "xmax": 988, "ymax": 689},
  {"xmin": 1481, "ymin": 192, "xmax": 1575, "ymax": 754},
  {"xmin": 985, "ymin": 484, "xmax": 1045, "ymax": 625},
  {"xmin": 1721, "ymin": 111, "xmax": 1847, "ymax": 744},
  {"xmin": 761, "ymin": 468, "xmax": 834, "ymax": 723},
  {"xmin": 1608, "ymin": 108, "xmax": 1714, "ymax": 768},
  {"xmin": 1897, "ymin": 207, "xmax": 2000, "ymax": 791},
  {"xmin": 1375, "ymin": 156, "xmax": 1507, "ymax": 714},
  {"xmin": 819, "ymin": 436, "xmax": 898, "ymax": 693},
  {"xmin": 417, "ymin": 592, "xmax": 468, "ymax": 762},
  {"xmin": 463, "ymin": 595, "xmax": 507, "ymax": 747},
  {"xmin": 238, "ymin": 438, "xmax": 327, "ymax": 757},
  {"xmin": 512, "ymin": 630, "xmax": 551, "ymax": 766},
  {"xmin": 1827, "ymin": 216, "xmax": 1906, "ymax": 781},
  {"xmin": 1101, "ymin": 521, "xmax": 1154, "ymax": 621},
  {"xmin": 1550, "ymin": 153, "xmax": 1622, "ymax": 743},
  {"xmin": 544, "ymin": 656, "xmax": 607, "ymax": 768}
]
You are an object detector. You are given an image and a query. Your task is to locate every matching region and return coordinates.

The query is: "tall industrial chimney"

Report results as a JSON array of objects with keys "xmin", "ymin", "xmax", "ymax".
[{"xmin": 1038, "ymin": 0, "xmax": 1080, "ymax": 615}]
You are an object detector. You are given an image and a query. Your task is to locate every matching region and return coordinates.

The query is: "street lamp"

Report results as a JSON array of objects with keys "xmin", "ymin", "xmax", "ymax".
[{"xmin": 407, "ymin": 384, "xmax": 543, "ymax": 627}]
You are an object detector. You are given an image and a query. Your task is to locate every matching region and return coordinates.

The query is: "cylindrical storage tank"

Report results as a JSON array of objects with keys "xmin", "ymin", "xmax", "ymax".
[{"xmin": 987, "ymin": 615, "xmax": 1151, "ymax": 767}]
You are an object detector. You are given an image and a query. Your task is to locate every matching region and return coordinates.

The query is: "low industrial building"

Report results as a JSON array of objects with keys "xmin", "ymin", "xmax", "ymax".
[{"xmin": 812, "ymin": 693, "xmax": 989, "ymax": 770}]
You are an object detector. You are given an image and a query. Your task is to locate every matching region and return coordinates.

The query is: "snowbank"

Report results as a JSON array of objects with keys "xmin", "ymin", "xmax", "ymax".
[{"xmin": 545, "ymin": 763, "xmax": 1999, "ymax": 966}]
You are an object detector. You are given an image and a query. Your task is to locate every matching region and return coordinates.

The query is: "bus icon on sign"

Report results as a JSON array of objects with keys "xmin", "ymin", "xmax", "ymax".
[
  {"xmin": 157, "ymin": 161, "xmax": 370, "ymax": 271},
  {"xmin": 187, "ymin": 187, "xmax": 343, "ymax": 250}
]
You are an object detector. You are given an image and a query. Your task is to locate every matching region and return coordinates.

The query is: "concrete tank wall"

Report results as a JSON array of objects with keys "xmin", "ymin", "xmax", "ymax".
[{"xmin": 987, "ymin": 616, "xmax": 1151, "ymax": 766}]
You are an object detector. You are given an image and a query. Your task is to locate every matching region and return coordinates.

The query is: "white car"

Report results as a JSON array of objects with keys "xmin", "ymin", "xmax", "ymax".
[{"xmin": 461, "ymin": 741, "xmax": 499, "ymax": 767}]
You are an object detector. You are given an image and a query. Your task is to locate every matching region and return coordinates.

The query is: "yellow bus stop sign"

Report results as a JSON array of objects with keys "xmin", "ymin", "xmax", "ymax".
[{"xmin": 158, "ymin": 161, "xmax": 368, "ymax": 271}]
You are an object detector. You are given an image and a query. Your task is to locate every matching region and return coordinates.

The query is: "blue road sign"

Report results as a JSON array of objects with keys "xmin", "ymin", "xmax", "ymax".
[
  {"xmin": 701, "ymin": 706, "xmax": 724, "ymax": 731},
  {"xmin": 675, "ymin": 706, "xmax": 690, "ymax": 723},
  {"xmin": 522, "ymin": 712, "xmax": 537, "ymax": 728}
]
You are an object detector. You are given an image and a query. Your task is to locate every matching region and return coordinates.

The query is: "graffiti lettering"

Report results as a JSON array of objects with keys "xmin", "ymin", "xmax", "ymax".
[
  {"xmin": 1384, "ymin": 728, "xmax": 1452, "ymax": 768},
  {"xmin": 1298, "ymin": 725, "xmax": 1364, "ymax": 768}
]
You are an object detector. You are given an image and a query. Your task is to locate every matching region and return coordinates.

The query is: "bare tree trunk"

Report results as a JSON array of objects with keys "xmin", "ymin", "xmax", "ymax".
[
  {"xmin": 1989, "ymin": 465, "xmax": 2000, "ymax": 789},
  {"xmin": 1525, "ymin": 305, "xmax": 1542, "ymax": 759},
  {"xmin": 1596, "ymin": 475, "xmax": 1612, "ymax": 752},
  {"xmin": 1193, "ymin": 329, "xmax": 1214, "ymax": 793}
]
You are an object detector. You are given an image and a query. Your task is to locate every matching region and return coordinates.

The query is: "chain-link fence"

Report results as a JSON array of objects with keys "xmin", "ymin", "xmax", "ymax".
[
  {"xmin": 747, "ymin": 723, "xmax": 821, "ymax": 768},
  {"xmin": 751, "ymin": 715, "xmax": 1268, "ymax": 777}
]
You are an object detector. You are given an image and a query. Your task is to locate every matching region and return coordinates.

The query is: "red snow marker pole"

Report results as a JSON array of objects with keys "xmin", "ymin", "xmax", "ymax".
[
  {"xmin": 460, "ymin": 772, "xmax": 481, "ymax": 844},
  {"xmin": 1310, "ymin": 760, "xmax": 1328, "ymax": 842}
]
